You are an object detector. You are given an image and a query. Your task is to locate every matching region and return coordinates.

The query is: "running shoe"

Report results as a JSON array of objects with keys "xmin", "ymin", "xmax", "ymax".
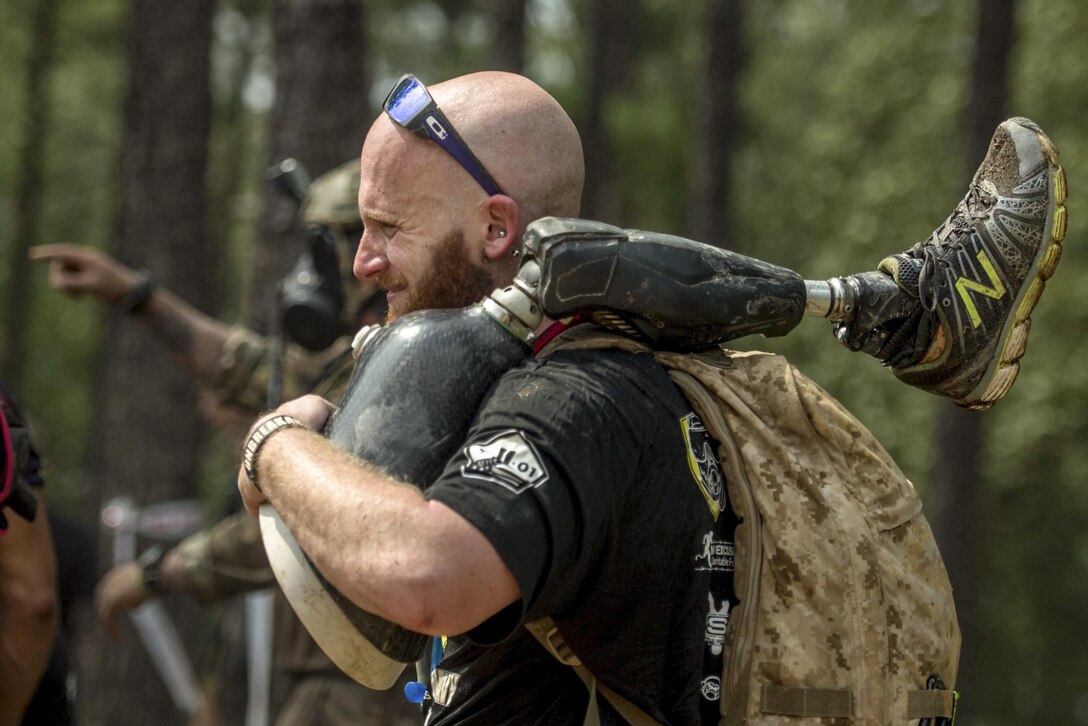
[{"xmin": 873, "ymin": 117, "xmax": 1067, "ymax": 410}]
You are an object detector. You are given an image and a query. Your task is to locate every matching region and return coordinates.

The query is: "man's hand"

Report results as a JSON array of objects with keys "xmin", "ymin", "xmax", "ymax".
[
  {"xmin": 275, "ymin": 394, "xmax": 336, "ymax": 430},
  {"xmin": 94, "ymin": 562, "xmax": 153, "ymax": 637},
  {"xmin": 29, "ymin": 244, "xmax": 138, "ymax": 303},
  {"xmin": 237, "ymin": 395, "xmax": 336, "ymax": 514}
]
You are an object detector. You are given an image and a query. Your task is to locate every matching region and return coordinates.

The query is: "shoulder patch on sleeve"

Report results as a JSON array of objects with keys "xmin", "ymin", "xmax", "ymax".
[
  {"xmin": 460, "ymin": 429, "xmax": 550, "ymax": 494},
  {"xmin": 681, "ymin": 412, "xmax": 726, "ymax": 519}
]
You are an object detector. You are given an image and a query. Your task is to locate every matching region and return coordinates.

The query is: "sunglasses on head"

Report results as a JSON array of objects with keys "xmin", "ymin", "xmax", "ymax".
[{"xmin": 382, "ymin": 74, "xmax": 505, "ymax": 197}]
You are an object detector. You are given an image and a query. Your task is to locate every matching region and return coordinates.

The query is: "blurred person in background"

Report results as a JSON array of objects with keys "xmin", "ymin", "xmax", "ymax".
[
  {"xmin": 0, "ymin": 383, "xmax": 58, "ymax": 725},
  {"xmin": 19, "ymin": 510, "xmax": 96, "ymax": 725},
  {"xmin": 30, "ymin": 160, "xmax": 415, "ymax": 725}
]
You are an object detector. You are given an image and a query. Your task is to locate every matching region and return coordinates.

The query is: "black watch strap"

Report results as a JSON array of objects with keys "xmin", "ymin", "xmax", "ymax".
[
  {"xmin": 120, "ymin": 269, "xmax": 155, "ymax": 314},
  {"xmin": 137, "ymin": 544, "xmax": 169, "ymax": 596}
]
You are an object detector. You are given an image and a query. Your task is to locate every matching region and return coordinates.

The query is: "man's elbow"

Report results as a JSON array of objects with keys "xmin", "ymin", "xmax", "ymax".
[
  {"xmin": 334, "ymin": 502, "xmax": 520, "ymax": 636},
  {"xmin": 370, "ymin": 564, "xmax": 516, "ymax": 637},
  {"xmin": 356, "ymin": 570, "xmax": 456, "ymax": 636},
  {"xmin": 391, "ymin": 598, "xmax": 445, "ymax": 636},
  {"xmin": 384, "ymin": 590, "xmax": 483, "ymax": 637}
]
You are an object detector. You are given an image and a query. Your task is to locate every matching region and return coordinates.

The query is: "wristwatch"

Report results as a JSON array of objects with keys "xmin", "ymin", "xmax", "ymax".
[
  {"xmin": 120, "ymin": 269, "xmax": 155, "ymax": 314},
  {"xmin": 137, "ymin": 545, "xmax": 169, "ymax": 596},
  {"xmin": 242, "ymin": 414, "xmax": 308, "ymax": 491}
]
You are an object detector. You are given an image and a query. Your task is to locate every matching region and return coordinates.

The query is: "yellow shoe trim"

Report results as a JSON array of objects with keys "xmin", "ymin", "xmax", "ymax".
[{"xmin": 1053, "ymin": 204, "xmax": 1068, "ymax": 243}]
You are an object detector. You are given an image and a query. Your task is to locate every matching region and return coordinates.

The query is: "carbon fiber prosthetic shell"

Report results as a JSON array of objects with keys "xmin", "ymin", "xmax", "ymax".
[
  {"xmin": 523, "ymin": 217, "xmax": 808, "ymax": 351},
  {"xmin": 313, "ymin": 305, "xmax": 532, "ymax": 662}
]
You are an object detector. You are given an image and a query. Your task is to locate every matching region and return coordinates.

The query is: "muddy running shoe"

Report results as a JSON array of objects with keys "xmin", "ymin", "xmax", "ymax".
[{"xmin": 873, "ymin": 117, "xmax": 1067, "ymax": 410}]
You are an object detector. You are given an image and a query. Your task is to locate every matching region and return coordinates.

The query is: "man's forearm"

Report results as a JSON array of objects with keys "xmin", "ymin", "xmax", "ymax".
[
  {"xmin": 137, "ymin": 285, "xmax": 233, "ymax": 384},
  {"xmin": 254, "ymin": 426, "xmax": 519, "ymax": 636},
  {"xmin": 165, "ymin": 510, "xmax": 276, "ymax": 601}
]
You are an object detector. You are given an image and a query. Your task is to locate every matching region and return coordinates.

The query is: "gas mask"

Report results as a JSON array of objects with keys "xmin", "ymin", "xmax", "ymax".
[
  {"xmin": 270, "ymin": 157, "xmax": 366, "ymax": 351},
  {"xmin": 279, "ymin": 226, "xmax": 348, "ymax": 351}
]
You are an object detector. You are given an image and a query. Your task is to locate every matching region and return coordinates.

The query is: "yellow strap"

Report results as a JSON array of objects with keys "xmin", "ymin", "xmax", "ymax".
[
  {"xmin": 526, "ymin": 617, "xmax": 665, "ymax": 726},
  {"xmin": 760, "ymin": 684, "xmax": 853, "ymax": 718}
]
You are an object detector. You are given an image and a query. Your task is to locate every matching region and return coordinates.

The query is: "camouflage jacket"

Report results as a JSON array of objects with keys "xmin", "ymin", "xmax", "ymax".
[{"xmin": 175, "ymin": 327, "xmax": 355, "ymax": 674}]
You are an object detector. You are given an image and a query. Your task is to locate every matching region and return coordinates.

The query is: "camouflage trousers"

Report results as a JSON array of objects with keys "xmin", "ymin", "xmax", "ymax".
[{"xmin": 275, "ymin": 674, "xmax": 419, "ymax": 726}]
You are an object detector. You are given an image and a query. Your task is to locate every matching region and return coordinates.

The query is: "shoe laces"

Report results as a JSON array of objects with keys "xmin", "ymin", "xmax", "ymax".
[{"xmin": 910, "ymin": 182, "xmax": 996, "ymax": 312}]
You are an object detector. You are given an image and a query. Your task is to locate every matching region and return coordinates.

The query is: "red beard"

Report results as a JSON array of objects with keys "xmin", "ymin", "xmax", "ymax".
[{"xmin": 378, "ymin": 230, "xmax": 497, "ymax": 322}]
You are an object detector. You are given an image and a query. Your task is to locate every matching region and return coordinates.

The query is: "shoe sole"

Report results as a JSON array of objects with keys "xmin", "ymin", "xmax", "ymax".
[{"xmin": 957, "ymin": 130, "xmax": 1068, "ymax": 411}]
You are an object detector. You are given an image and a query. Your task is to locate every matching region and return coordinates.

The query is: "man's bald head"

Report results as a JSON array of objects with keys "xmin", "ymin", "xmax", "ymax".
[
  {"xmin": 373, "ymin": 72, "xmax": 584, "ymax": 226},
  {"xmin": 355, "ymin": 73, "xmax": 585, "ymax": 320},
  {"xmin": 431, "ymin": 72, "xmax": 583, "ymax": 222}
]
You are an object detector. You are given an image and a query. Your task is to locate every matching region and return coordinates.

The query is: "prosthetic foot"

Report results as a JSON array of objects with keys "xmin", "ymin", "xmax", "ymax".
[{"xmin": 830, "ymin": 118, "xmax": 1067, "ymax": 410}]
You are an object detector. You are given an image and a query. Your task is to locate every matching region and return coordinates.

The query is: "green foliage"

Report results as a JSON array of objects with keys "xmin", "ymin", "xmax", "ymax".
[
  {"xmin": 974, "ymin": 0, "xmax": 1088, "ymax": 720},
  {"xmin": 4, "ymin": 0, "xmax": 1088, "ymax": 721},
  {"xmin": 725, "ymin": 0, "xmax": 975, "ymax": 483},
  {"xmin": 1, "ymin": 0, "xmax": 128, "ymax": 512}
]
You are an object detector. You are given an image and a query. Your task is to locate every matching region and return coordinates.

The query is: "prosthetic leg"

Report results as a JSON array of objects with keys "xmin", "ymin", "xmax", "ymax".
[
  {"xmin": 258, "ymin": 217, "xmax": 919, "ymax": 692},
  {"xmin": 263, "ymin": 118, "xmax": 1064, "ymax": 676},
  {"xmin": 505, "ymin": 217, "xmax": 912, "ymax": 351}
]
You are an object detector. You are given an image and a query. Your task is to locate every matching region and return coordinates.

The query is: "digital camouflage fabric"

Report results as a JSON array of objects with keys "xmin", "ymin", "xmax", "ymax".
[
  {"xmin": 212, "ymin": 326, "xmax": 354, "ymax": 413},
  {"xmin": 541, "ymin": 328, "xmax": 960, "ymax": 725},
  {"xmin": 301, "ymin": 159, "xmax": 362, "ymax": 230}
]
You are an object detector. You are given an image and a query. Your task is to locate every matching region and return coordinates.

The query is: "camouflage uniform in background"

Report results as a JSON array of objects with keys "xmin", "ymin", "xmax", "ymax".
[
  {"xmin": 165, "ymin": 160, "xmax": 415, "ymax": 725},
  {"xmin": 173, "ymin": 332, "xmax": 416, "ymax": 725}
]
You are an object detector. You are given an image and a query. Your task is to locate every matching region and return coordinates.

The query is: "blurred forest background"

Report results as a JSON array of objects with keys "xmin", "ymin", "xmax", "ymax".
[{"xmin": 2, "ymin": 0, "xmax": 1086, "ymax": 723}]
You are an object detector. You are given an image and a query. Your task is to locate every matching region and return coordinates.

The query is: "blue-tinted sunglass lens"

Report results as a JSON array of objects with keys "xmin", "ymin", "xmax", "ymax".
[{"xmin": 386, "ymin": 79, "xmax": 430, "ymax": 124}]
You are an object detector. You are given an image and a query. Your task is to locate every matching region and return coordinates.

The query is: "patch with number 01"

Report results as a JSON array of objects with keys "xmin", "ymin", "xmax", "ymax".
[{"xmin": 460, "ymin": 429, "xmax": 550, "ymax": 493}]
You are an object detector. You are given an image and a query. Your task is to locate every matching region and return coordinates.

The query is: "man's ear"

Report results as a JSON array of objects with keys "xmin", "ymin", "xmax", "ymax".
[{"xmin": 481, "ymin": 195, "xmax": 520, "ymax": 261}]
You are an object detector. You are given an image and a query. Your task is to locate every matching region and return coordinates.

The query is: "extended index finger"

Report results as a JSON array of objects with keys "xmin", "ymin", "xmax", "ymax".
[{"xmin": 27, "ymin": 244, "xmax": 85, "ymax": 262}]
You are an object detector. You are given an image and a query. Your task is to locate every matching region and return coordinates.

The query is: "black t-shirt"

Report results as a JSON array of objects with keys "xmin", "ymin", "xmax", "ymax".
[{"xmin": 423, "ymin": 348, "xmax": 738, "ymax": 725}]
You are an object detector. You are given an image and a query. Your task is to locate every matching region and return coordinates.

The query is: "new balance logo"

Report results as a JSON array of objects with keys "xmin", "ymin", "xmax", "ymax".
[{"xmin": 955, "ymin": 249, "xmax": 1007, "ymax": 328}]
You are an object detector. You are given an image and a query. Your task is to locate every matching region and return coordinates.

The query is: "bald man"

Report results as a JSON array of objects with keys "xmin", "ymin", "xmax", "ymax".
[
  {"xmin": 355, "ymin": 73, "xmax": 583, "ymax": 323},
  {"xmin": 237, "ymin": 72, "xmax": 1063, "ymax": 724}
]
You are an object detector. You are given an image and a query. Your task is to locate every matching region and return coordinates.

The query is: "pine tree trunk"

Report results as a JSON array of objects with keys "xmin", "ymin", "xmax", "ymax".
[
  {"xmin": 488, "ymin": 0, "xmax": 527, "ymax": 72},
  {"xmin": 80, "ymin": 1, "xmax": 216, "ymax": 723},
  {"xmin": 4, "ymin": 0, "xmax": 59, "ymax": 387},
  {"xmin": 581, "ymin": 0, "xmax": 639, "ymax": 224},
  {"xmin": 928, "ymin": 0, "xmax": 1015, "ymax": 713},
  {"xmin": 252, "ymin": 0, "xmax": 369, "ymax": 332},
  {"xmin": 688, "ymin": 0, "xmax": 744, "ymax": 249}
]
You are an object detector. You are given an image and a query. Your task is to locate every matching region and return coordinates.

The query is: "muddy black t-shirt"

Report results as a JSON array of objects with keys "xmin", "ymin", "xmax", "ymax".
[{"xmin": 423, "ymin": 348, "xmax": 738, "ymax": 725}]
